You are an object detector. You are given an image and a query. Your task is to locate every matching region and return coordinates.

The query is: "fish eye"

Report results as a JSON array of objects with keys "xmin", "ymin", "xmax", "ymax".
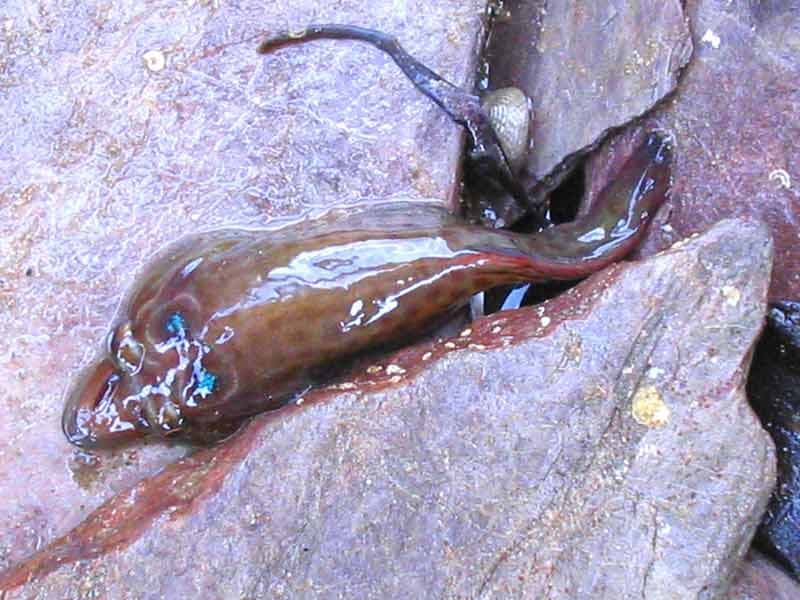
[{"xmin": 108, "ymin": 321, "xmax": 145, "ymax": 375}]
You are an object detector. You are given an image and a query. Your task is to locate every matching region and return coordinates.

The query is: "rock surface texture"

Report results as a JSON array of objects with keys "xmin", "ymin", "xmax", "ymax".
[
  {"xmin": 0, "ymin": 0, "xmax": 485, "ymax": 573},
  {"xmin": 0, "ymin": 220, "xmax": 776, "ymax": 598},
  {"xmin": 585, "ymin": 0, "xmax": 800, "ymax": 301}
]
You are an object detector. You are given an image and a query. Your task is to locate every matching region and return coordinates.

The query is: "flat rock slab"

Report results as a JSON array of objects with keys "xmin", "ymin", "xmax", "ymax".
[
  {"xmin": 0, "ymin": 0, "xmax": 485, "ymax": 571},
  {"xmin": 1, "ymin": 219, "xmax": 775, "ymax": 598},
  {"xmin": 485, "ymin": 0, "xmax": 691, "ymax": 187},
  {"xmin": 585, "ymin": 0, "xmax": 800, "ymax": 301}
]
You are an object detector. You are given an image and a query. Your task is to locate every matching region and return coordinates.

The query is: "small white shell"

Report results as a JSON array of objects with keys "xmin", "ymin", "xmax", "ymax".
[
  {"xmin": 481, "ymin": 87, "xmax": 532, "ymax": 173},
  {"xmin": 142, "ymin": 49, "xmax": 166, "ymax": 72}
]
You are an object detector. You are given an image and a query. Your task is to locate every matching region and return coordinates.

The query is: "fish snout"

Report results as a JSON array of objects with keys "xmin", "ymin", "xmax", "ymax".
[{"xmin": 62, "ymin": 359, "xmax": 142, "ymax": 448}]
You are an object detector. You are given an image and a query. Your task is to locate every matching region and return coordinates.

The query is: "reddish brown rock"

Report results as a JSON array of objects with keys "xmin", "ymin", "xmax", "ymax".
[
  {"xmin": 0, "ymin": 0, "xmax": 485, "ymax": 571},
  {"xmin": 0, "ymin": 219, "xmax": 775, "ymax": 597},
  {"xmin": 584, "ymin": 0, "xmax": 800, "ymax": 301}
]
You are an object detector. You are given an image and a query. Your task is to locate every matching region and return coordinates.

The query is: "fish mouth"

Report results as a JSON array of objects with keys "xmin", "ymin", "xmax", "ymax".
[{"xmin": 62, "ymin": 359, "xmax": 143, "ymax": 448}]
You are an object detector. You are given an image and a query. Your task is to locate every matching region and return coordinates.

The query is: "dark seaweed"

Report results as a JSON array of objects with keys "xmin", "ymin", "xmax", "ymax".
[{"xmin": 748, "ymin": 301, "xmax": 800, "ymax": 580}]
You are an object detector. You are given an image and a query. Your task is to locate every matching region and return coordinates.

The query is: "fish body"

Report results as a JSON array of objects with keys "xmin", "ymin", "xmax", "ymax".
[{"xmin": 62, "ymin": 133, "xmax": 671, "ymax": 447}]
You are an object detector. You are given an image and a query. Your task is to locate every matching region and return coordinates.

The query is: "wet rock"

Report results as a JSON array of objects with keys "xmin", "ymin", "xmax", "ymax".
[
  {"xmin": 584, "ymin": 0, "xmax": 800, "ymax": 301},
  {"xmin": 729, "ymin": 550, "xmax": 800, "ymax": 600},
  {"xmin": 0, "ymin": 0, "xmax": 485, "ymax": 571},
  {"xmin": 0, "ymin": 219, "xmax": 775, "ymax": 597},
  {"xmin": 484, "ymin": 0, "xmax": 691, "ymax": 191},
  {"xmin": 747, "ymin": 302, "xmax": 800, "ymax": 578}
]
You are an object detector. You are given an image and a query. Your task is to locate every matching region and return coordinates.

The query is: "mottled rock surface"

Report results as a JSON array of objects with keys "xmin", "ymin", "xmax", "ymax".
[
  {"xmin": 729, "ymin": 550, "xmax": 800, "ymax": 600},
  {"xmin": 484, "ymin": 0, "xmax": 691, "ymax": 188},
  {"xmin": 584, "ymin": 0, "xmax": 800, "ymax": 301},
  {"xmin": 1, "ymin": 219, "xmax": 775, "ymax": 598},
  {"xmin": 0, "ymin": 0, "xmax": 485, "ymax": 570}
]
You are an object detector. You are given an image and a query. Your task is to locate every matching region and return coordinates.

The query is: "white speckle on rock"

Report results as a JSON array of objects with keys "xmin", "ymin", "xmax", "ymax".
[
  {"xmin": 721, "ymin": 285, "xmax": 741, "ymax": 307},
  {"xmin": 386, "ymin": 364, "xmax": 406, "ymax": 376},
  {"xmin": 701, "ymin": 29, "xmax": 721, "ymax": 49}
]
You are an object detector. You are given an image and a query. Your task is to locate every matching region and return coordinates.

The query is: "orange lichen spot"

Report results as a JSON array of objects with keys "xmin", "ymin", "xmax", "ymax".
[{"xmin": 631, "ymin": 385, "xmax": 670, "ymax": 428}]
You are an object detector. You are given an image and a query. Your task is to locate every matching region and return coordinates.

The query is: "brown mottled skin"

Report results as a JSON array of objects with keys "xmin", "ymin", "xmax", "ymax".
[{"xmin": 62, "ymin": 131, "xmax": 672, "ymax": 447}]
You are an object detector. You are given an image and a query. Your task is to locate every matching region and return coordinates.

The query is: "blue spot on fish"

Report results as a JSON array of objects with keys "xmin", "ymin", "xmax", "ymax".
[
  {"xmin": 166, "ymin": 312, "xmax": 186, "ymax": 336},
  {"xmin": 196, "ymin": 370, "xmax": 217, "ymax": 398}
]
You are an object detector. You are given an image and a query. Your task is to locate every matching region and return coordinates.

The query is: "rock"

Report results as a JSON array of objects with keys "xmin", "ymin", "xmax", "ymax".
[
  {"xmin": 0, "ymin": 219, "xmax": 776, "ymax": 597},
  {"xmin": 484, "ymin": 0, "xmax": 691, "ymax": 191},
  {"xmin": 746, "ymin": 301, "xmax": 800, "ymax": 578},
  {"xmin": 0, "ymin": 0, "xmax": 485, "ymax": 572},
  {"xmin": 729, "ymin": 550, "xmax": 800, "ymax": 600},
  {"xmin": 583, "ymin": 0, "xmax": 800, "ymax": 301}
]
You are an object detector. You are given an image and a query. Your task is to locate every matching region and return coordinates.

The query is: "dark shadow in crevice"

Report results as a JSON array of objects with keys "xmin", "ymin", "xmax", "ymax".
[
  {"xmin": 747, "ymin": 301, "xmax": 800, "ymax": 582},
  {"xmin": 482, "ymin": 161, "xmax": 586, "ymax": 315},
  {"xmin": 545, "ymin": 158, "xmax": 585, "ymax": 225}
]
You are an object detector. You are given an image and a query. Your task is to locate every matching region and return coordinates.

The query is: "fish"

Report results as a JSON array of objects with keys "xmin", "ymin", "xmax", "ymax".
[{"xmin": 62, "ymin": 131, "xmax": 672, "ymax": 448}]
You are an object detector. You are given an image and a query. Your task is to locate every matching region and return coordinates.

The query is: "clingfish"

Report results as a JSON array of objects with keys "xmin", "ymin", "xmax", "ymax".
[{"xmin": 62, "ymin": 132, "xmax": 672, "ymax": 447}]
